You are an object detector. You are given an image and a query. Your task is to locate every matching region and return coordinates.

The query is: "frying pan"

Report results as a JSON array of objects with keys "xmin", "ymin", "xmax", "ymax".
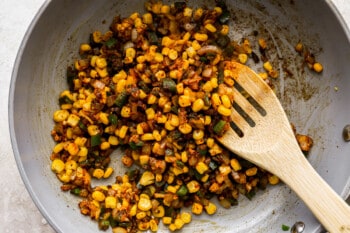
[{"xmin": 9, "ymin": 0, "xmax": 350, "ymax": 232}]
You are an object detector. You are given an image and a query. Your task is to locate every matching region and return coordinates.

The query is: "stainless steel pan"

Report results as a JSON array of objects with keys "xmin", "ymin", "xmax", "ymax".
[{"xmin": 9, "ymin": 0, "xmax": 350, "ymax": 232}]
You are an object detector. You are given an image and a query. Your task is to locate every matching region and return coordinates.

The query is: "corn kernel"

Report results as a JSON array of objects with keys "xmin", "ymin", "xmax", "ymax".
[
  {"xmin": 263, "ymin": 61, "xmax": 273, "ymax": 72},
  {"xmin": 238, "ymin": 53, "xmax": 248, "ymax": 64},
  {"xmin": 246, "ymin": 167, "xmax": 258, "ymax": 176},
  {"xmin": 138, "ymin": 196, "xmax": 152, "ymax": 211},
  {"xmin": 178, "ymin": 95, "xmax": 191, "ymax": 107},
  {"xmin": 163, "ymin": 216, "xmax": 172, "ymax": 225},
  {"xmin": 230, "ymin": 158, "xmax": 242, "ymax": 171},
  {"xmin": 160, "ymin": 4, "xmax": 170, "ymax": 14},
  {"xmin": 205, "ymin": 23, "xmax": 216, "ymax": 33},
  {"xmin": 92, "ymin": 190, "xmax": 105, "ymax": 202},
  {"xmin": 121, "ymin": 106, "xmax": 131, "ymax": 118},
  {"xmin": 186, "ymin": 180, "xmax": 200, "ymax": 193},
  {"xmin": 93, "ymin": 168, "xmax": 105, "ymax": 179},
  {"xmin": 192, "ymin": 202, "xmax": 203, "ymax": 215},
  {"xmin": 174, "ymin": 218, "xmax": 185, "ymax": 229},
  {"xmin": 118, "ymin": 125, "xmax": 128, "ymax": 139},
  {"xmin": 103, "ymin": 167, "xmax": 114, "ymax": 178},
  {"xmin": 295, "ymin": 42, "xmax": 303, "ymax": 52},
  {"xmin": 204, "ymin": 202, "xmax": 217, "ymax": 215},
  {"xmin": 192, "ymin": 98, "xmax": 205, "ymax": 112},
  {"xmin": 196, "ymin": 161, "xmax": 209, "ymax": 174},
  {"xmin": 168, "ymin": 49, "xmax": 178, "ymax": 60},
  {"xmin": 218, "ymin": 105, "xmax": 232, "ymax": 116},
  {"xmin": 100, "ymin": 141, "xmax": 110, "ymax": 150},
  {"xmin": 95, "ymin": 57, "xmax": 107, "ymax": 69},
  {"xmin": 51, "ymin": 159, "xmax": 65, "ymax": 173},
  {"xmin": 194, "ymin": 33, "xmax": 208, "ymax": 41},
  {"xmin": 192, "ymin": 129, "xmax": 204, "ymax": 141},
  {"xmin": 53, "ymin": 109, "xmax": 69, "ymax": 122},
  {"xmin": 146, "ymin": 108, "xmax": 155, "ymax": 120},
  {"xmin": 313, "ymin": 62, "xmax": 323, "ymax": 73},
  {"xmin": 178, "ymin": 123, "xmax": 192, "ymax": 134},
  {"xmin": 150, "ymin": 219, "xmax": 158, "ymax": 232},
  {"xmin": 220, "ymin": 25, "xmax": 229, "ymax": 35},
  {"xmin": 269, "ymin": 175, "xmax": 280, "ymax": 185},
  {"xmin": 141, "ymin": 133, "xmax": 155, "ymax": 141},
  {"xmin": 108, "ymin": 135, "xmax": 119, "ymax": 146}
]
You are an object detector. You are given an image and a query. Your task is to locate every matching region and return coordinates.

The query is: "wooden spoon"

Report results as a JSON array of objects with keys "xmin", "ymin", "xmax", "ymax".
[{"xmin": 217, "ymin": 61, "xmax": 350, "ymax": 233}]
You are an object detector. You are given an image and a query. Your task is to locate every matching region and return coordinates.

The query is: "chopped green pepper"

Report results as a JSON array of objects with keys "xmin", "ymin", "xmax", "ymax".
[
  {"xmin": 282, "ymin": 224, "xmax": 290, "ymax": 231},
  {"xmin": 105, "ymin": 37, "xmax": 117, "ymax": 48},
  {"xmin": 176, "ymin": 185, "xmax": 188, "ymax": 197},
  {"xmin": 162, "ymin": 78, "xmax": 177, "ymax": 93},
  {"xmin": 213, "ymin": 120, "xmax": 227, "ymax": 135},
  {"xmin": 91, "ymin": 134, "xmax": 102, "ymax": 147},
  {"xmin": 115, "ymin": 91, "xmax": 128, "ymax": 107},
  {"xmin": 108, "ymin": 113, "xmax": 118, "ymax": 125},
  {"xmin": 70, "ymin": 188, "xmax": 81, "ymax": 196}
]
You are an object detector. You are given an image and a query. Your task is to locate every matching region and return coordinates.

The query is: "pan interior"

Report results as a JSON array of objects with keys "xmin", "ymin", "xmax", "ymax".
[{"xmin": 9, "ymin": 0, "xmax": 350, "ymax": 232}]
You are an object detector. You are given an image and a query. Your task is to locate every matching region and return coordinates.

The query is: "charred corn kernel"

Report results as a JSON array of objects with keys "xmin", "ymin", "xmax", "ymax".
[
  {"xmin": 108, "ymin": 135, "xmax": 119, "ymax": 146},
  {"xmin": 263, "ymin": 61, "xmax": 273, "ymax": 72},
  {"xmin": 192, "ymin": 202, "xmax": 203, "ymax": 215},
  {"xmin": 103, "ymin": 167, "xmax": 114, "ymax": 178},
  {"xmin": 295, "ymin": 42, "xmax": 303, "ymax": 52},
  {"xmin": 192, "ymin": 129, "xmax": 204, "ymax": 141},
  {"xmin": 174, "ymin": 218, "xmax": 185, "ymax": 229},
  {"xmin": 92, "ymin": 190, "xmax": 105, "ymax": 202},
  {"xmin": 221, "ymin": 94, "xmax": 232, "ymax": 108},
  {"xmin": 194, "ymin": 33, "xmax": 208, "ymax": 41},
  {"xmin": 53, "ymin": 109, "xmax": 69, "ymax": 122},
  {"xmin": 205, "ymin": 23, "xmax": 216, "ymax": 33},
  {"xmin": 205, "ymin": 202, "xmax": 217, "ymax": 215},
  {"xmin": 192, "ymin": 99, "xmax": 205, "ymax": 112},
  {"xmin": 219, "ymin": 165, "xmax": 231, "ymax": 176},
  {"xmin": 230, "ymin": 158, "xmax": 242, "ymax": 171},
  {"xmin": 152, "ymin": 205, "xmax": 165, "ymax": 218},
  {"xmin": 146, "ymin": 108, "xmax": 155, "ymax": 120},
  {"xmin": 258, "ymin": 38, "xmax": 267, "ymax": 50},
  {"xmin": 51, "ymin": 159, "xmax": 65, "ymax": 173},
  {"xmin": 118, "ymin": 125, "xmax": 128, "ymax": 139},
  {"xmin": 92, "ymin": 31, "xmax": 102, "ymax": 43},
  {"xmin": 169, "ymin": 224, "xmax": 177, "ymax": 231},
  {"xmin": 195, "ymin": 161, "xmax": 209, "ymax": 174},
  {"xmin": 220, "ymin": 24, "xmax": 229, "ymax": 35},
  {"xmin": 100, "ymin": 141, "xmax": 110, "ymax": 150},
  {"xmin": 178, "ymin": 123, "xmax": 192, "ymax": 134},
  {"xmin": 313, "ymin": 62, "xmax": 323, "ymax": 73},
  {"xmin": 138, "ymin": 196, "xmax": 152, "ymax": 211},
  {"xmin": 268, "ymin": 175, "xmax": 280, "ymax": 185},
  {"xmin": 163, "ymin": 217, "xmax": 172, "ymax": 225},
  {"xmin": 238, "ymin": 53, "xmax": 248, "ymax": 64},
  {"xmin": 178, "ymin": 95, "xmax": 191, "ymax": 107},
  {"xmin": 87, "ymin": 125, "xmax": 100, "ymax": 136},
  {"xmin": 187, "ymin": 180, "xmax": 200, "ymax": 193},
  {"xmin": 93, "ymin": 168, "xmax": 104, "ymax": 179},
  {"xmin": 218, "ymin": 105, "xmax": 231, "ymax": 116},
  {"xmin": 79, "ymin": 43, "xmax": 91, "ymax": 53},
  {"xmin": 246, "ymin": 167, "xmax": 258, "ymax": 176},
  {"xmin": 138, "ymin": 222, "xmax": 150, "ymax": 231},
  {"xmin": 66, "ymin": 142, "xmax": 79, "ymax": 156},
  {"xmin": 121, "ymin": 106, "xmax": 131, "ymax": 118}
]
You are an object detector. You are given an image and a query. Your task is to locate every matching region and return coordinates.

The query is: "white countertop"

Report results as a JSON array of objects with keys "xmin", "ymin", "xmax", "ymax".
[{"xmin": 1, "ymin": 1, "xmax": 350, "ymax": 232}]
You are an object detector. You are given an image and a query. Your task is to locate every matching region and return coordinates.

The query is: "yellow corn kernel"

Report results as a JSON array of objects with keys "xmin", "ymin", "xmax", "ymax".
[
  {"xmin": 78, "ymin": 146, "xmax": 88, "ymax": 157},
  {"xmin": 238, "ymin": 53, "xmax": 248, "ymax": 64},
  {"xmin": 156, "ymin": 114, "xmax": 167, "ymax": 124},
  {"xmin": 183, "ymin": 7, "xmax": 193, "ymax": 17},
  {"xmin": 154, "ymin": 53, "xmax": 164, "ymax": 63},
  {"xmin": 66, "ymin": 114, "xmax": 80, "ymax": 127},
  {"xmin": 103, "ymin": 167, "xmax": 113, "ymax": 178},
  {"xmin": 192, "ymin": 202, "xmax": 203, "ymax": 215},
  {"xmin": 263, "ymin": 61, "xmax": 273, "ymax": 72},
  {"xmin": 95, "ymin": 57, "xmax": 107, "ymax": 69},
  {"xmin": 142, "ymin": 12, "xmax": 153, "ymax": 24},
  {"xmin": 242, "ymin": 39, "xmax": 252, "ymax": 54},
  {"xmin": 112, "ymin": 70, "xmax": 127, "ymax": 82},
  {"xmin": 168, "ymin": 49, "xmax": 178, "ymax": 60},
  {"xmin": 90, "ymin": 69, "xmax": 98, "ymax": 78},
  {"xmin": 136, "ymin": 211, "xmax": 147, "ymax": 220},
  {"xmin": 152, "ymin": 130, "xmax": 162, "ymax": 141},
  {"xmin": 105, "ymin": 196, "xmax": 117, "ymax": 209},
  {"xmin": 152, "ymin": 205, "xmax": 165, "ymax": 218},
  {"xmin": 53, "ymin": 109, "xmax": 69, "ymax": 122},
  {"xmin": 204, "ymin": 116, "xmax": 212, "ymax": 125},
  {"xmin": 168, "ymin": 224, "xmax": 177, "ymax": 231},
  {"xmin": 138, "ymin": 196, "xmax": 152, "ymax": 211},
  {"xmin": 230, "ymin": 158, "xmax": 242, "ymax": 171},
  {"xmin": 246, "ymin": 167, "xmax": 258, "ymax": 176},
  {"xmin": 192, "ymin": 40, "xmax": 201, "ymax": 50},
  {"xmin": 205, "ymin": 23, "xmax": 216, "ymax": 33},
  {"xmin": 193, "ymin": 7, "xmax": 203, "ymax": 20},
  {"xmin": 65, "ymin": 160, "xmax": 77, "ymax": 171},
  {"xmin": 165, "ymin": 121, "xmax": 176, "ymax": 131},
  {"xmin": 92, "ymin": 31, "xmax": 102, "ymax": 43},
  {"xmin": 221, "ymin": 94, "xmax": 232, "ymax": 108},
  {"xmin": 313, "ymin": 62, "xmax": 323, "ymax": 73},
  {"xmin": 202, "ymin": 81, "xmax": 213, "ymax": 93},
  {"xmin": 194, "ymin": 33, "xmax": 208, "ymax": 42},
  {"xmin": 98, "ymin": 112, "xmax": 109, "ymax": 125},
  {"xmin": 87, "ymin": 125, "xmax": 99, "ymax": 136},
  {"xmin": 258, "ymin": 38, "xmax": 267, "ymax": 50},
  {"xmin": 204, "ymin": 202, "xmax": 217, "ymax": 215},
  {"xmin": 167, "ymin": 185, "xmax": 179, "ymax": 194},
  {"xmin": 259, "ymin": 72, "xmax": 269, "ymax": 80},
  {"xmin": 160, "ymin": 217, "xmax": 171, "ymax": 227},
  {"xmin": 100, "ymin": 141, "xmax": 110, "ymax": 150},
  {"xmin": 178, "ymin": 123, "xmax": 192, "ymax": 134},
  {"xmin": 178, "ymin": 95, "xmax": 191, "ymax": 107},
  {"xmin": 295, "ymin": 42, "xmax": 303, "ymax": 52},
  {"xmin": 168, "ymin": 114, "xmax": 179, "ymax": 127},
  {"xmin": 57, "ymin": 173, "xmax": 70, "ymax": 183},
  {"xmin": 118, "ymin": 125, "xmax": 128, "ymax": 139},
  {"xmin": 96, "ymin": 67, "xmax": 108, "ymax": 78},
  {"xmin": 218, "ymin": 105, "xmax": 232, "ymax": 116},
  {"xmin": 121, "ymin": 106, "xmax": 131, "ymax": 118},
  {"xmin": 186, "ymin": 180, "xmax": 200, "ymax": 193},
  {"xmin": 192, "ymin": 129, "xmax": 204, "ymax": 141},
  {"xmin": 108, "ymin": 135, "xmax": 119, "ymax": 146},
  {"xmin": 269, "ymin": 175, "xmax": 280, "ymax": 185},
  {"xmin": 192, "ymin": 99, "xmax": 205, "ymax": 112},
  {"xmin": 66, "ymin": 142, "xmax": 79, "ymax": 156},
  {"xmin": 220, "ymin": 24, "xmax": 229, "ymax": 35},
  {"xmin": 160, "ymin": 4, "xmax": 170, "ymax": 14},
  {"xmin": 93, "ymin": 169, "xmax": 105, "ymax": 179},
  {"xmin": 115, "ymin": 79, "xmax": 126, "ymax": 93},
  {"xmin": 79, "ymin": 43, "xmax": 91, "ymax": 53},
  {"xmin": 146, "ymin": 107, "xmax": 155, "ymax": 120},
  {"xmin": 141, "ymin": 133, "xmax": 155, "ymax": 141},
  {"xmin": 51, "ymin": 159, "xmax": 65, "ymax": 173},
  {"xmin": 53, "ymin": 143, "xmax": 65, "ymax": 154},
  {"xmin": 195, "ymin": 161, "xmax": 209, "ymax": 175},
  {"xmin": 219, "ymin": 165, "xmax": 232, "ymax": 176},
  {"xmin": 211, "ymin": 93, "xmax": 221, "ymax": 108},
  {"xmin": 92, "ymin": 190, "xmax": 105, "ymax": 202},
  {"xmin": 180, "ymin": 212, "xmax": 191, "ymax": 224},
  {"xmin": 174, "ymin": 218, "xmax": 185, "ymax": 229},
  {"xmin": 149, "ymin": 219, "xmax": 158, "ymax": 232},
  {"xmin": 147, "ymin": 94, "xmax": 157, "ymax": 105},
  {"xmin": 125, "ymin": 47, "xmax": 136, "ymax": 58}
]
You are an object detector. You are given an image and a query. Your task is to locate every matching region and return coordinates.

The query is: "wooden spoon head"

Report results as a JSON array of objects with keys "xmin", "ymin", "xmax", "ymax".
[{"xmin": 217, "ymin": 62, "xmax": 300, "ymax": 172}]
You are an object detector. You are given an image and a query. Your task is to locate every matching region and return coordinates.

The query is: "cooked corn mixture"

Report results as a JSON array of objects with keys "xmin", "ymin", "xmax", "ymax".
[{"xmin": 50, "ymin": 1, "xmax": 313, "ymax": 232}]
